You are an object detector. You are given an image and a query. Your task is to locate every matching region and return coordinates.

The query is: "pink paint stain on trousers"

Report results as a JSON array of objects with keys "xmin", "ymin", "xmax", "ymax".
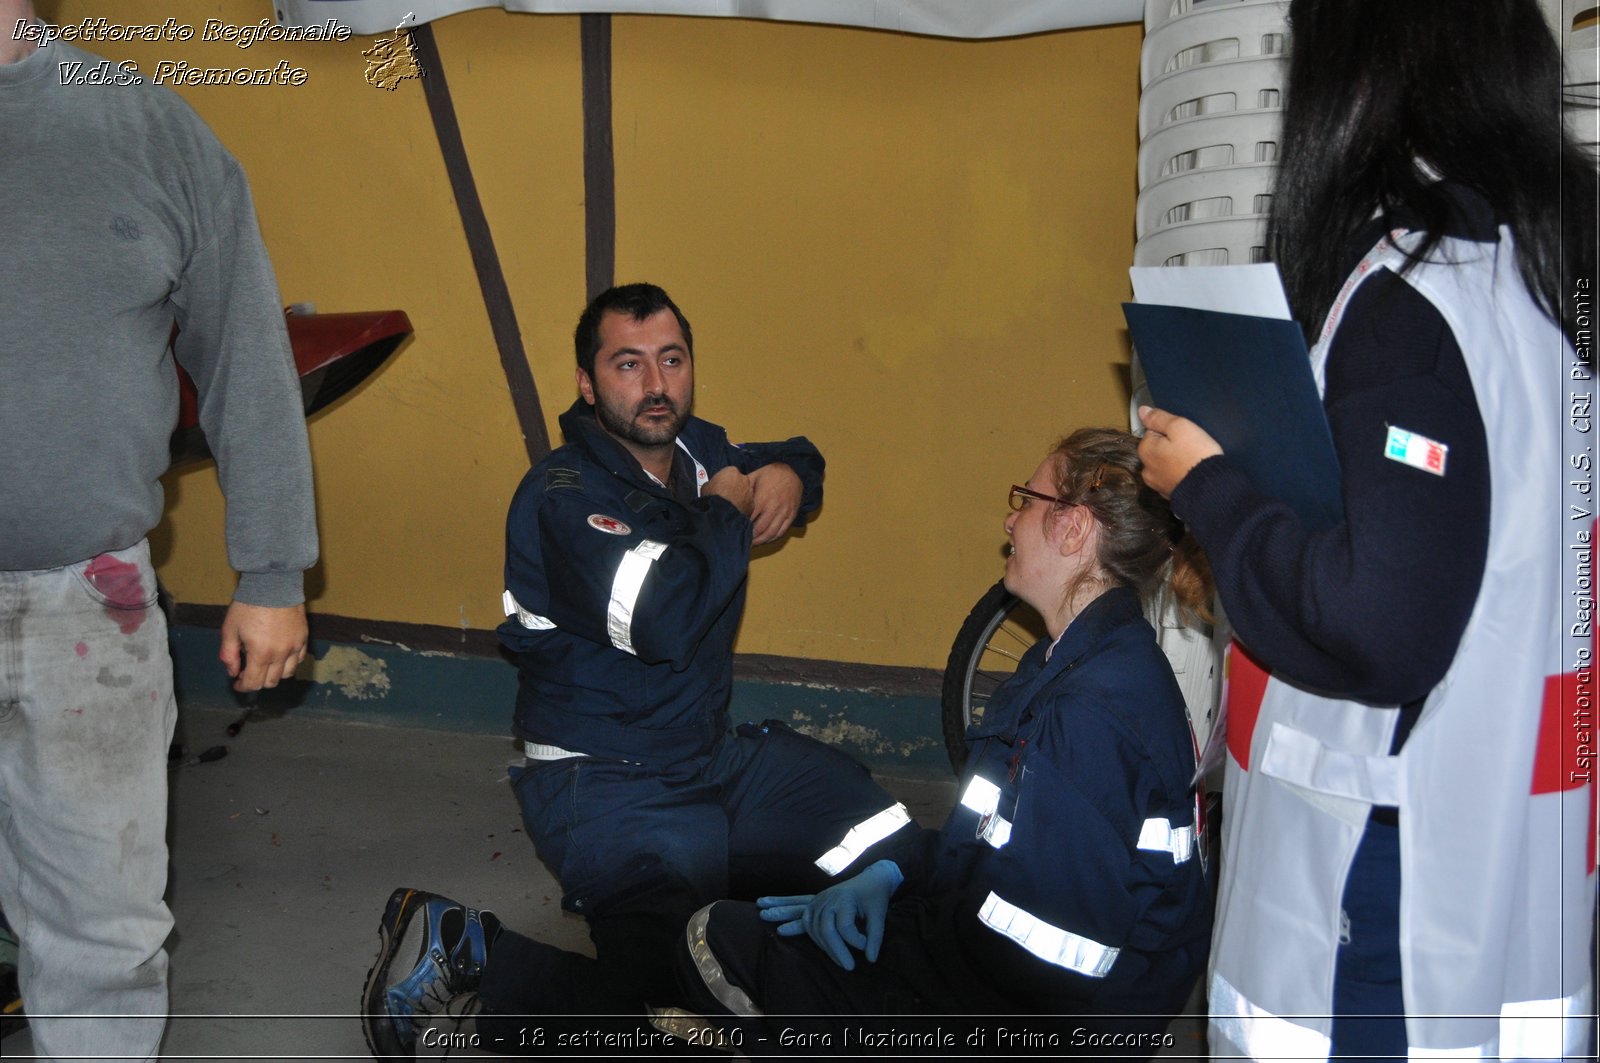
[{"xmin": 83, "ymin": 554, "xmax": 148, "ymax": 635}]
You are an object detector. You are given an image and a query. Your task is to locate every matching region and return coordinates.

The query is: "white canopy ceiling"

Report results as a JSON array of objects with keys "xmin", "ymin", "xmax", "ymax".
[{"xmin": 274, "ymin": 0, "xmax": 1144, "ymax": 39}]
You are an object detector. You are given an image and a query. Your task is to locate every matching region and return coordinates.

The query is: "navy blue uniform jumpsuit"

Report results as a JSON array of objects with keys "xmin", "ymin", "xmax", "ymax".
[
  {"xmin": 476, "ymin": 399, "xmax": 915, "ymax": 1025},
  {"xmin": 676, "ymin": 588, "xmax": 1212, "ymax": 1056}
]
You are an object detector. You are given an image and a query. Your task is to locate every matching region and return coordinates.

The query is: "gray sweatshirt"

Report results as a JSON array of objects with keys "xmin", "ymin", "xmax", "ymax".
[{"xmin": 0, "ymin": 38, "xmax": 317, "ymax": 606}]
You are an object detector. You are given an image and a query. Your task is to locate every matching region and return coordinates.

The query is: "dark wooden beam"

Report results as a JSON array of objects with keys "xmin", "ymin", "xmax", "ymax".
[
  {"xmin": 411, "ymin": 22, "xmax": 552, "ymax": 464},
  {"xmin": 580, "ymin": 13, "xmax": 616, "ymax": 302}
]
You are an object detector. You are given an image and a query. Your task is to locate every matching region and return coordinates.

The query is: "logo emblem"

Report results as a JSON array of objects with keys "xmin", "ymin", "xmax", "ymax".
[
  {"xmin": 362, "ymin": 15, "xmax": 423, "ymax": 90},
  {"xmin": 587, "ymin": 514, "xmax": 631, "ymax": 536}
]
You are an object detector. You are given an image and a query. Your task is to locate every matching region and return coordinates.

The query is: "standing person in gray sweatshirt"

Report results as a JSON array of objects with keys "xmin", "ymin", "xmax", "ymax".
[{"xmin": 0, "ymin": 3, "xmax": 317, "ymax": 1057}]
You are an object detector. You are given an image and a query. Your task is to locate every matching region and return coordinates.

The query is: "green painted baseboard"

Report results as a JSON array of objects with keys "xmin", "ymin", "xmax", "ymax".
[{"xmin": 168, "ymin": 625, "xmax": 953, "ymax": 778}]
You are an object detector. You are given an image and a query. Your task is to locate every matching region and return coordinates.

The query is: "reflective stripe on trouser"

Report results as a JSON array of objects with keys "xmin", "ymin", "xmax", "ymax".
[
  {"xmin": 813, "ymin": 803, "xmax": 912, "ymax": 875},
  {"xmin": 976, "ymin": 891, "xmax": 1118, "ymax": 978},
  {"xmin": 0, "ymin": 540, "xmax": 176, "ymax": 1060},
  {"xmin": 607, "ymin": 540, "xmax": 668, "ymax": 654},
  {"xmin": 684, "ymin": 904, "xmax": 763, "ymax": 1017}
]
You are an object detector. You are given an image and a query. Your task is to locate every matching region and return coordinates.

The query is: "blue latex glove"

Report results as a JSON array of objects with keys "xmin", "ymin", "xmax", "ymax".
[{"xmin": 755, "ymin": 859, "xmax": 903, "ymax": 971}]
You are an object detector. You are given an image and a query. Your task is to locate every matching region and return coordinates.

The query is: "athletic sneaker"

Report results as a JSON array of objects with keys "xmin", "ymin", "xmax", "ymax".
[{"xmin": 361, "ymin": 887, "xmax": 501, "ymax": 1059}]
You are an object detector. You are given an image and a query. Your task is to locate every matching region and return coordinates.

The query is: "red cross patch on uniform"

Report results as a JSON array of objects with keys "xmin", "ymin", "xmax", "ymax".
[{"xmin": 586, "ymin": 514, "xmax": 632, "ymax": 536}]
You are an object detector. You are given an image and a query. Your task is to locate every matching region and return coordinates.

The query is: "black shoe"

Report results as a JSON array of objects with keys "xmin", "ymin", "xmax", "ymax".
[{"xmin": 360, "ymin": 888, "xmax": 500, "ymax": 1060}]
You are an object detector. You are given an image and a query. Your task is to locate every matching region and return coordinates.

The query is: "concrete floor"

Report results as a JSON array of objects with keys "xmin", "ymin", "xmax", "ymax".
[{"xmin": 2, "ymin": 705, "xmax": 1205, "ymax": 1060}]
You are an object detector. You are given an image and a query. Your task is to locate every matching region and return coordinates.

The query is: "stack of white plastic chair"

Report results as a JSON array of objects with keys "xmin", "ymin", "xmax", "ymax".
[
  {"xmin": 1135, "ymin": 0, "xmax": 1288, "ymax": 268},
  {"xmin": 1550, "ymin": 0, "xmax": 1599, "ymax": 156},
  {"xmin": 1131, "ymin": 0, "xmax": 1290, "ymax": 756}
]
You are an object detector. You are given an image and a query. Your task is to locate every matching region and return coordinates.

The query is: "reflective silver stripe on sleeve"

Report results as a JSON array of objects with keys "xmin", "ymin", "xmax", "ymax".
[
  {"xmin": 813, "ymin": 802, "xmax": 912, "ymax": 876},
  {"xmin": 976, "ymin": 891, "xmax": 1119, "ymax": 978},
  {"xmin": 1136, "ymin": 817, "xmax": 1196, "ymax": 863},
  {"xmin": 684, "ymin": 904, "xmax": 763, "ymax": 1018},
  {"xmin": 980, "ymin": 815, "xmax": 1012, "ymax": 849},
  {"xmin": 960, "ymin": 776, "xmax": 1011, "ymax": 849},
  {"xmin": 502, "ymin": 590, "xmax": 556, "ymax": 630},
  {"xmin": 960, "ymin": 775, "xmax": 1002, "ymax": 816},
  {"xmin": 606, "ymin": 540, "xmax": 668, "ymax": 654}
]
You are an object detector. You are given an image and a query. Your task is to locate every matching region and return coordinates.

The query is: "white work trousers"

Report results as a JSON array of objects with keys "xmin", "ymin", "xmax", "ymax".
[{"xmin": 0, "ymin": 539, "xmax": 174, "ymax": 1061}]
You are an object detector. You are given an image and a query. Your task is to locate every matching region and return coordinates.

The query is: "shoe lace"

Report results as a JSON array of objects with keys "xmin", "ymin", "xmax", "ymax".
[
  {"xmin": 436, "ymin": 992, "xmax": 481, "ymax": 1060},
  {"xmin": 416, "ymin": 971, "xmax": 456, "ymax": 1019}
]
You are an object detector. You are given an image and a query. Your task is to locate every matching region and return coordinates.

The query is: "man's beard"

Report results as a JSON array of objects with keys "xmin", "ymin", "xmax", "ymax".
[{"xmin": 593, "ymin": 389, "xmax": 689, "ymax": 448}]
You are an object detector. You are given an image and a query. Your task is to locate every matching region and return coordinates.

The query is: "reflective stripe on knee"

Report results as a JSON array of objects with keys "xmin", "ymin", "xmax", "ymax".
[
  {"xmin": 648, "ymin": 1006, "xmax": 722, "ymax": 1045},
  {"xmin": 814, "ymin": 803, "xmax": 912, "ymax": 876},
  {"xmin": 685, "ymin": 903, "xmax": 763, "ymax": 1018}
]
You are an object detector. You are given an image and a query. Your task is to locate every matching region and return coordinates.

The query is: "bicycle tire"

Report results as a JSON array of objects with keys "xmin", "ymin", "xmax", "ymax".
[{"xmin": 939, "ymin": 581, "xmax": 1045, "ymax": 775}]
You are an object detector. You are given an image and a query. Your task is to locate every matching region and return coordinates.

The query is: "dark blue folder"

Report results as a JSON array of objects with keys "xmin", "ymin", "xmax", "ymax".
[{"xmin": 1123, "ymin": 302, "xmax": 1344, "ymax": 531}]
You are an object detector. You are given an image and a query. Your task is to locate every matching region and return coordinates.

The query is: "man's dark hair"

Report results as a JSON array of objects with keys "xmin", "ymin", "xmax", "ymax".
[
  {"xmin": 574, "ymin": 283, "xmax": 694, "ymax": 378},
  {"xmin": 1269, "ymin": 0, "xmax": 1596, "ymax": 350}
]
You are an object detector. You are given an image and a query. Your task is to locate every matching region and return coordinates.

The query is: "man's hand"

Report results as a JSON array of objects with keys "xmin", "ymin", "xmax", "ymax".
[
  {"xmin": 1137, "ymin": 405, "xmax": 1224, "ymax": 499},
  {"xmin": 747, "ymin": 463, "xmax": 803, "ymax": 546},
  {"xmin": 703, "ymin": 465, "xmax": 755, "ymax": 518},
  {"xmin": 219, "ymin": 602, "xmax": 308, "ymax": 692}
]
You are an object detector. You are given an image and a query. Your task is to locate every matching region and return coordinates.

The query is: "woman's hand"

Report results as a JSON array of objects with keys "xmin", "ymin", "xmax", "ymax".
[
  {"xmin": 1137, "ymin": 406, "xmax": 1223, "ymax": 498},
  {"xmin": 756, "ymin": 859, "xmax": 903, "ymax": 970}
]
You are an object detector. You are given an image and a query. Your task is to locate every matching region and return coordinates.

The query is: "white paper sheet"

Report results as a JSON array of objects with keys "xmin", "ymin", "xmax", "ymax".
[{"xmin": 1130, "ymin": 263, "xmax": 1293, "ymax": 320}]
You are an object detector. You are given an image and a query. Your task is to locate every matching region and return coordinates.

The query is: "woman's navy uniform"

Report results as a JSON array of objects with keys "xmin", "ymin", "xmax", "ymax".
[{"xmin": 678, "ymin": 587, "xmax": 1211, "ymax": 1053}]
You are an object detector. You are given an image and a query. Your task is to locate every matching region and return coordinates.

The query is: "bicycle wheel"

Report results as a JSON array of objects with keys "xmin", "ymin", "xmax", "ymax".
[{"xmin": 939, "ymin": 581, "xmax": 1046, "ymax": 774}]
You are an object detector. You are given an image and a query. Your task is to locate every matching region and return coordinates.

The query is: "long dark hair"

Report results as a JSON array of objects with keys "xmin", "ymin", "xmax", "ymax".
[{"xmin": 1269, "ymin": 0, "xmax": 1596, "ymax": 349}]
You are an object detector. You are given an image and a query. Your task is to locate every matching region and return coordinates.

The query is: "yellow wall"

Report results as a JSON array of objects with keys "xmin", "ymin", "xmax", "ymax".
[{"xmin": 60, "ymin": 2, "xmax": 1140, "ymax": 670}]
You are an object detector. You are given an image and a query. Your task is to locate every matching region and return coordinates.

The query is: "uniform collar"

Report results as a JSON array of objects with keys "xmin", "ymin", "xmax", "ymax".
[
  {"xmin": 974, "ymin": 585, "xmax": 1142, "ymax": 742},
  {"xmin": 1047, "ymin": 585, "xmax": 1142, "ymax": 673}
]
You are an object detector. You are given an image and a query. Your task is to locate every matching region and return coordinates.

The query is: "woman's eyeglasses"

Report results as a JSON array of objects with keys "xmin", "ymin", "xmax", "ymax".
[{"xmin": 1009, "ymin": 484, "xmax": 1071, "ymax": 511}]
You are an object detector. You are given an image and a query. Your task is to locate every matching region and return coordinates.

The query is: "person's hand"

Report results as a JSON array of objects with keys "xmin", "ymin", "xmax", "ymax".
[
  {"xmin": 1137, "ymin": 405, "xmax": 1224, "ymax": 498},
  {"xmin": 747, "ymin": 463, "xmax": 803, "ymax": 545},
  {"xmin": 703, "ymin": 465, "xmax": 755, "ymax": 518},
  {"xmin": 754, "ymin": 893, "xmax": 814, "ymax": 934},
  {"xmin": 219, "ymin": 602, "xmax": 308, "ymax": 692},
  {"xmin": 756, "ymin": 859, "xmax": 903, "ymax": 970}
]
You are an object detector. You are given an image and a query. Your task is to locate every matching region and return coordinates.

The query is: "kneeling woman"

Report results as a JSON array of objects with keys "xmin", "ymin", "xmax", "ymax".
[{"xmin": 674, "ymin": 428, "xmax": 1214, "ymax": 1054}]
